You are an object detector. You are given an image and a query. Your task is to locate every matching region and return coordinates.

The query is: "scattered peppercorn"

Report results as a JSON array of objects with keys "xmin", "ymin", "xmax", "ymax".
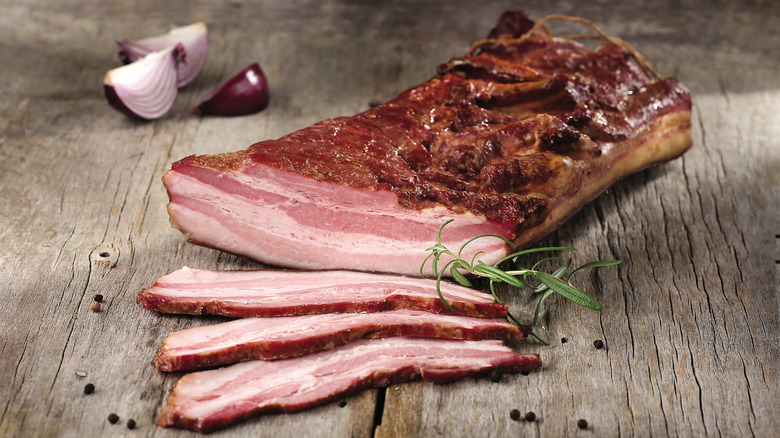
[
  {"xmin": 524, "ymin": 411, "xmax": 536, "ymax": 422},
  {"xmin": 520, "ymin": 371, "xmax": 530, "ymax": 376},
  {"xmin": 90, "ymin": 301, "xmax": 101, "ymax": 312},
  {"xmin": 94, "ymin": 294, "xmax": 104, "ymax": 302},
  {"xmin": 108, "ymin": 413, "xmax": 119, "ymax": 424},
  {"xmin": 593, "ymin": 339, "xmax": 604, "ymax": 349},
  {"xmin": 83, "ymin": 383, "xmax": 95, "ymax": 394},
  {"xmin": 489, "ymin": 369, "xmax": 503, "ymax": 382},
  {"xmin": 127, "ymin": 419, "xmax": 136, "ymax": 429},
  {"xmin": 509, "ymin": 409, "xmax": 521, "ymax": 421},
  {"xmin": 561, "ymin": 337, "xmax": 568, "ymax": 344},
  {"xmin": 577, "ymin": 419, "xmax": 588, "ymax": 429},
  {"xmin": 338, "ymin": 400, "xmax": 347, "ymax": 408}
]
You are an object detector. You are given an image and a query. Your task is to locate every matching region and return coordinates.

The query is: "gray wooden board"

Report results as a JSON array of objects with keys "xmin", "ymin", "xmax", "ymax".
[{"xmin": 1, "ymin": 0, "xmax": 778, "ymax": 436}]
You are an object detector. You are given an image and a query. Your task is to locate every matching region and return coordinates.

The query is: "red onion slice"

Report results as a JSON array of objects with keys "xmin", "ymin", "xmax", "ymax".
[
  {"xmin": 117, "ymin": 22, "xmax": 208, "ymax": 87},
  {"xmin": 104, "ymin": 47, "xmax": 181, "ymax": 120},
  {"xmin": 191, "ymin": 63, "xmax": 269, "ymax": 117}
]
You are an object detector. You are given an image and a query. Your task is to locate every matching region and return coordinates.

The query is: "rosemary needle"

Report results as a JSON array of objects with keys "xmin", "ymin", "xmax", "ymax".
[{"xmin": 420, "ymin": 220, "xmax": 622, "ymax": 343}]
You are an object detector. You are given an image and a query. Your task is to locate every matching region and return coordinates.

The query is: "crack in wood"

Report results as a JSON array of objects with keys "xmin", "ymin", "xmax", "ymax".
[
  {"xmin": 370, "ymin": 387, "xmax": 387, "ymax": 438},
  {"xmin": 48, "ymin": 251, "xmax": 93, "ymax": 393},
  {"xmin": 658, "ymin": 378, "xmax": 671, "ymax": 437},
  {"xmin": 1, "ymin": 337, "xmax": 29, "ymax": 424},
  {"xmin": 686, "ymin": 335, "xmax": 708, "ymax": 436},
  {"xmin": 52, "ymin": 225, "xmax": 76, "ymax": 269},
  {"xmin": 621, "ymin": 271, "xmax": 637, "ymax": 358},
  {"xmin": 137, "ymin": 164, "xmax": 160, "ymax": 233},
  {"xmin": 734, "ymin": 282, "xmax": 759, "ymax": 357},
  {"xmin": 740, "ymin": 358, "xmax": 757, "ymax": 436}
]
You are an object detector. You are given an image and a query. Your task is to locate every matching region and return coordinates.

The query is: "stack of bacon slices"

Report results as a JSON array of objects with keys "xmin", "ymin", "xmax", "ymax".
[
  {"xmin": 139, "ymin": 268, "xmax": 542, "ymax": 433},
  {"xmin": 140, "ymin": 10, "xmax": 692, "ymax": 433}
]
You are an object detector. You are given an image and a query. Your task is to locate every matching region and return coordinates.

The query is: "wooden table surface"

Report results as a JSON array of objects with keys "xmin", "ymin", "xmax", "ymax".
[{"xmin": 1, "ymin": 0, "xmax": 778, "ymax": 436}]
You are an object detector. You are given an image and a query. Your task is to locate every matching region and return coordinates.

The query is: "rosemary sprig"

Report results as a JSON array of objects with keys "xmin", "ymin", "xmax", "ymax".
[{"xmin": 420, "ymin": 220, "xmax": 623, "ymax": 344}]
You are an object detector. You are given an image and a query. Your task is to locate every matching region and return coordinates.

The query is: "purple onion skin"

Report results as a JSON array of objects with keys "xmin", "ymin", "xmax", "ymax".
[{"xmin": 192, "ymin": 63, "xmax": 269, "ymax": 117}]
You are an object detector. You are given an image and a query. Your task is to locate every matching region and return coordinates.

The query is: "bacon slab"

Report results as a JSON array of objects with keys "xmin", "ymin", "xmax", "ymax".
[
  {"xmin": 154, "ymin": 309, "xmax": 530, "ymax": 371},
  {"xmin": 137, "ymin": 267, "xmax": 507, "ymax": 318},
  {"xmin": 156, "ymin": 338, "xmax": 542, "ymax": 433},
  {"xmin": 162, "ymin": 11, "xmax": 692, "ymax": 275}
]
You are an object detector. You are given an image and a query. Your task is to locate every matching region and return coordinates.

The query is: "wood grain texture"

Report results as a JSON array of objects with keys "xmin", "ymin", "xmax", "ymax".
[{"xmin": 1, "ymin": 0, "xmax": 778, "ymax": 436}]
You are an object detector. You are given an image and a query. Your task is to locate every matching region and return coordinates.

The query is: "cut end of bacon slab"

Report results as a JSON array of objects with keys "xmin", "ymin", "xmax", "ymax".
[
  {"xmin": 162, "ymin": 162, "xmax": 516, "ymax": 275},
  {"xmin": 154, "ymin": 309, "xmax": 531, "ymax": 372},
  {"xmin": 162, "ymin": 11, "xmax": 691, "ymax": 275},
  {"xmin": 137, "ymin": 267, "xmax": 508, "ymax": 318},
  {"xmin": 156, "ymin": 337, "xmax": 542, "ymax": 433}
]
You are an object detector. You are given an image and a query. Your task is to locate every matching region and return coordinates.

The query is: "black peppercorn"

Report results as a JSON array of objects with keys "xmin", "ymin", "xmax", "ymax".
[
  {"xmin": 593, "ymin": 339, "xmax": 604, "ymax": 349},
  {"xmin": 83, "ymin": 383, "xmax": 95, "ymax": 394},
  {"xmin": 94, "ymin": 294, "xmax": 104, "ymax": 302},
  {"xmin": 524, "ymin": 411, "xmax": 536, "ymax": 422},
  {"xmin": 127, "ymin": 419, "xmax": 136, "ymax": 429},
  {"xmin": 108, "ymin": 413, "xmax": 119, "ymax": 424},
  {"xmin": 338, "ymin": 400, "xmax": 347, "ymax": 408},
  {"xmin": 561, "ymin": 337, "xmax": 568, "ymax": 344},
  {"xmin": 577, "ymin": 419, "xmax": 588, "ymax": 429},
  {"xmin": 489, "ymin": 369, "xmax": 503, "ymax": 382},
  {"xmin": 509, "ymin": 409, "xmax": 521, "ymax": 421}
]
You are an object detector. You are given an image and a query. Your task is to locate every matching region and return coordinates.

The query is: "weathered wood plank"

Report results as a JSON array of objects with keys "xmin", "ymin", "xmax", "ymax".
[{"xmin": 1, "ymin": 0, "xmax": 778, "ymax": 437}]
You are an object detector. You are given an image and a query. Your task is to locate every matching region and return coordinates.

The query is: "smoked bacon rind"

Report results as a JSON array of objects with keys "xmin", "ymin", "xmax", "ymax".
[{"xmin": 163, "ymin": 11, "xmax": 692, "ymax": 275}]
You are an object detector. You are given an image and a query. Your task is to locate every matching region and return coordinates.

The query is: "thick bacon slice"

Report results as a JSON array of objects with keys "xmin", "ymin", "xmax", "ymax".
[
  {"xmin": 156, "ymin": 338, "xmax": 542, "ymax": 433},
  {"xmin": 137, "ymin": 267, "xmax": 507, "ymax": 318},
  {"xmin": 163, "ymin": 11, "xmax": 692, "ymax": 275},
  {"xmin": 154, "ymin": 309, "xmax": 530, "ymax": 371}
]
